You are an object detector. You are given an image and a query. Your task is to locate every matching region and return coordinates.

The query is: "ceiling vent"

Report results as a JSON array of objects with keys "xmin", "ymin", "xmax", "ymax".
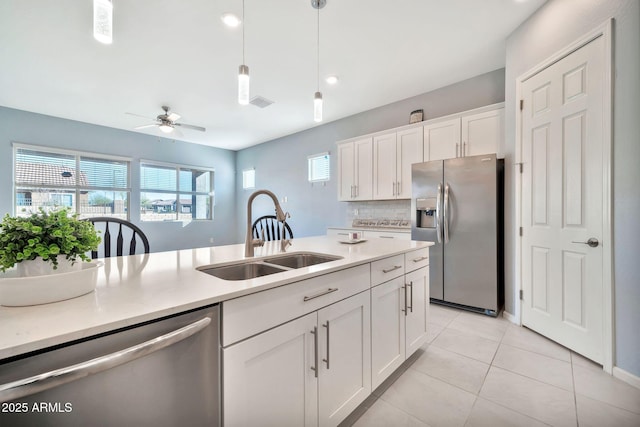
[{"xmin": 249, "ymin": 96, "xmax": 274, "ymax": 108}]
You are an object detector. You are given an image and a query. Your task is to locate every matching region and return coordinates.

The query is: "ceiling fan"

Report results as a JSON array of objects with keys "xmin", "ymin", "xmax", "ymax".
[{"xmin": 126, "ymin": 106, "xmax": 206, "ymax": 134}]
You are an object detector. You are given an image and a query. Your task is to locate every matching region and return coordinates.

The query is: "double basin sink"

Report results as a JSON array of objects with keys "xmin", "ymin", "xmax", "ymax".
[{"xmin": 198, "ymin": 252, "xmax": 343, "ymax": 281}]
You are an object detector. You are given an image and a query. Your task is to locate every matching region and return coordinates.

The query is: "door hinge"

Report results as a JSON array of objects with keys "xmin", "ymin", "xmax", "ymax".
[
  {"xmin": 519, "ymin": 289, "xmax": 524, "ymax": 300},
  {"xmin": 520, "ymin": 99, "xmax": 524, "ymax": 111},
  {"xmin": 519, "ymin": 227, "xmax": 523, "ymax": 237}
]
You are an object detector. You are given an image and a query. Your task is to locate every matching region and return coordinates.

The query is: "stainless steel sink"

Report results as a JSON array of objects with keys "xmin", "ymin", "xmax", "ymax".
[
  {"xmin": 263, "ymin": 252, "xmax": 342, "ymax": 269},
  {"xmin": 199, "ymin": 262, "xmax": 287, "ymax": 281}
]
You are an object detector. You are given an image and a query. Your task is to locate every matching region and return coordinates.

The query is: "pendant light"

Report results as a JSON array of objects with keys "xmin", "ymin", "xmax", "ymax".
[
  {"xmin": 93, "ymin": 0, "xmax": 113, "ymax": 44},
  {"xmin": 312, "ymin": 0, "xmax": 326, "ymax": 122},
  {"xmin": 238, "ymin": 0, "xmax": 250, "ymax": 105}
]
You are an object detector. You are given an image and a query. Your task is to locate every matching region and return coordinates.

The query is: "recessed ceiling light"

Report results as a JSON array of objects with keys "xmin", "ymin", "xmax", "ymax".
[
  {"xmin": 221, "ymin": 13, "xmax": 241, "ymax": 28},
  {"xmin": 325, "ymin": 75, "xmax": 339, "ymax": 85}
]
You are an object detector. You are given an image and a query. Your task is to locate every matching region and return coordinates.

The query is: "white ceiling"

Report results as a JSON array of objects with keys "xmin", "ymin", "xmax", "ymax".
[{"xmin": 0, "ymin": 0, "xmax": 545, "ymax": 151}]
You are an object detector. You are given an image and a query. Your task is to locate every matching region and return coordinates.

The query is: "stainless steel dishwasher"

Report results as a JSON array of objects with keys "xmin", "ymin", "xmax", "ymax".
[{"xmin": 0, "ymin": 304, "xmax": 220, "ymax": 427}]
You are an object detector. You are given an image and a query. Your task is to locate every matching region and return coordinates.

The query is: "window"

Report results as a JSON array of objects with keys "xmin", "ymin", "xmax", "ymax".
[
  {"xmin": 242, "ymin": 168, "xmax": 255, "ymax": 190},
  {"xmin": 14, "ymin": 145, "xmax": 130, "ymax": 219},
  {"xmin": 308, "ymin": 152, "xmax": 330, "ymax": 183},
  {"xmin": 140, "ymin": 161, "xmax": 213, "ymax": 222}
]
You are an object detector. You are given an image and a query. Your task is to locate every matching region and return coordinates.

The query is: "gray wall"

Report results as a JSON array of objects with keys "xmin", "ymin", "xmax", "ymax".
[
  {"xmin": 504, "ymin": 0, "xmax": 640, "ymax": 376},
  {"xmin": 0, "ymin": 107, "xmax": 238, "ymax": 252},
  {"xmin": 235, "ymin": 68, "xmax": 505, "ymax": 239}
]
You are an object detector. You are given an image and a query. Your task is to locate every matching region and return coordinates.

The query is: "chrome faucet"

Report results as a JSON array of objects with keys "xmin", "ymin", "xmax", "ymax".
[{"xmin": 245, "ymin": 189, "xmax": 291, "ymax": 257}]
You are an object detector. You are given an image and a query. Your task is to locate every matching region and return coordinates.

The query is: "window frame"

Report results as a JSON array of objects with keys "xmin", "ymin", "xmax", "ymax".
[
  {"xmin": 139, "ymin": 159, "xmax": 215, "ymax": 222},
  {"xmin": 12, "ymin": 142, "xmax": 132, "ymax": 218},
  {"xmin": 242, "ymin": 168, "xmax": 256, "ymax": 190},
  {"xmin": 307, "ymin": 152, "xmax": 330, "ymax": 183}
]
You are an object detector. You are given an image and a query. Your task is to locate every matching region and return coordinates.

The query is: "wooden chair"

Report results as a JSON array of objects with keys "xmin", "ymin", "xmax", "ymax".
[
  {"xmin": 252, "ymin": 215, "xmax": 293, "ymax": 241},
  {"xmin": 86, "ymin": 217, "xmax": 150, "ymax": 259}
]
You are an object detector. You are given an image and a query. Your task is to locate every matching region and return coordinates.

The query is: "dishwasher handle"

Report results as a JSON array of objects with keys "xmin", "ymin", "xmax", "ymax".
[{"xmin": 0, "ymin": 317, "xmax": 212, "ymax": 403}]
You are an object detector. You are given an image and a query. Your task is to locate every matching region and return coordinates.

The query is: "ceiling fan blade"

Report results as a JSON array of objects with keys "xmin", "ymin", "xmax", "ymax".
[
  {"xmin": 134, "ymin": 124, "xmax": 159, "ymax": 130},
  {"xmin": 126, "ymin": 112, "xmax": 157, "ymax": 121},
  {"xmin": 174, "ymin": 123, "xmax": 206, "ymax": 132},
  {"xmin": 167, "ymin": 112, "xmax": 181, "ymax": 122}
]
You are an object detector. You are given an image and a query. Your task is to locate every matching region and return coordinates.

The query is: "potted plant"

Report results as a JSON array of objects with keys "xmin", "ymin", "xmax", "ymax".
[{"xmin": 0, "ymin": 208, "xmax": 103, "ymax": 306}]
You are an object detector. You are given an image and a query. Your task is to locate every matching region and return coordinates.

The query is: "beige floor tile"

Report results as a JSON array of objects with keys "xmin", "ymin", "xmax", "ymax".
[
  {"xmin": 501, "ymin": 325, "xmax": 571, "ymax": 362},
  {"xmin": 479, "ymin": 367, "xmax": 576, "ymax": 427},
  {"xmin": 352, "ymin": 398, "xmax": 430, "ymax": 427},
  {"xmin": 493, "ymin": 344, "xmax": 574, "ymax": 391},
  {"xmin": 570, "ymin": 351, "xmax": 602, "ymax": 371},
  {"xmin": 465, "ymin": 398, "xmax": 550, "ymax": 427},
  {"xmin": 425, "ymin": 322, "xmax": 445, "ymax": 344},
  {"xmin": 428, "ymin": 304, "xmax": 460, "ymax": 326},
  {"xmin": 573, "ymin": 364, "xmax": 640, "ymax": 414},
  {"xmin": 575, "ymin": 394, "xmax": 640, "ymax": 427},
  {"xmin": 447, "ymin": 316, "xmax": 508, "ymax": 343},
  {"xmin": 411, "ymin": 345, "xmax": 490, "ymax": 394},
  {"xmin": 431, "ymin": 327, "xmax": 500, "ymax": 364},
  {"xmin": 380, "ymin": 368, "xmax": 476, "ymax": 427}
]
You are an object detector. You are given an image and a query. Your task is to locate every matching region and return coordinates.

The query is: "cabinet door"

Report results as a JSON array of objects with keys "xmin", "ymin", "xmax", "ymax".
[
  {"xmin": 371, "ymin": 277, "xmax": 406, "ymax": 389},
  {"xmin": 223, "ymin": 313, "xmax": 318, "ymax": 427},
  {"xmin": 318, "ymin": 291, "xmax": 371, "ymax": 427},
  {"xmin": 396, "ymin": 127, "xmax": 424, "ymax": 198},
  {"xmin": 461, "ymin": 108, "xmax": 503, "ymax": 157},
  {"xmin": 404, "ymin": 267, "xmax": 429, "ymax": 357},
  {"xmin": 354, "ymin": 137, "xmax": 373, "ymax": 200},
  {"xmin": 423, "ymin": 118, "xmax": 461, "ymax": 161},
  {"xmin": 372, "ymin": 132, "xmax": 397, "ymax": 200},
  {"xmin": 337, "ymin": 142, "xmax": 355, "ymax": 201}
]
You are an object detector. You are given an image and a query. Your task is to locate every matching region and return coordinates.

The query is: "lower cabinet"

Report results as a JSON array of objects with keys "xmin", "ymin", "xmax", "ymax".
[
  {"xmin": 371, "ymin": 266, "xmax": 429, "ymax": 389},
  {"xmin": 223, "ymin": 291, "xmax": 371, "ymax": 427}
]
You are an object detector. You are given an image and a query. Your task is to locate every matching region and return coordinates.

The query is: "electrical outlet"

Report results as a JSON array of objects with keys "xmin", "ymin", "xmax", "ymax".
[
  {"xmin": 209, "ymin": 237, "xmax": 214, "ymax": 243},
  {"xmin": 354, "ymin": 209, "xmax": 359, "ymax": 216}
]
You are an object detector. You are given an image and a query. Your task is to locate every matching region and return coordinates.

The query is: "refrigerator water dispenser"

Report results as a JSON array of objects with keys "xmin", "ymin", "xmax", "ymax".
[{"xmin": 416, "ymin": 197, "xmax": 437, "ymax": 228}]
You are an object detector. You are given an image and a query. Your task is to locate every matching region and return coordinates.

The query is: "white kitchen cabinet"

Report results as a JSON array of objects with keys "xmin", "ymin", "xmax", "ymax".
[
  {"xmin": 327, "ymin": 228, "xmax": 411, "ymax": 241},
  {"xmin": 372, "ymin": 127, "xmax": 422, "ymax": 200},
  {"xmin": 223, "ymin": 289, "xmax": 371, "ymax": 427},
  {"xmin": 337, "ymin": 137, "xmax": 372, "ymax": 201},
  {"xmin": 317, "ymin": 291, "xmax": 371, "ymax": 427},
  {"xmin": 461, "ymin": 108, "xmax": 504, "ymax": 157},
  {"xmin": 423, "ymin": 117, "xmax": 461, "ymax": 161},
  {"xmin": 404, "ymin": 266, "xmax": 429, "ymax": 356}
]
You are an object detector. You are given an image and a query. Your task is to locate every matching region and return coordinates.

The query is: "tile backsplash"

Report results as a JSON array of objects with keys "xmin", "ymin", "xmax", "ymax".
[{"xmin": 346, "ymin": 200, "xmax": 411, "ymax": 223}]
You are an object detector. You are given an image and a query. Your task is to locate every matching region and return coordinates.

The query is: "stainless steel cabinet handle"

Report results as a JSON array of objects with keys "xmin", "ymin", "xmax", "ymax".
[
  {"xmin": 407, "ymin": 281, "xmax": 413, "ymax": 313},
  {"xmin": 412, "ymin": 256, "xmax": 428, "ymax": 263},
  {"xmin": 311, "ymin": 326, "xmax": 318, "ymax": 378},
  {"xmin": 463, "ymin": 142, "xmax": 467, "ymax": 157},
  {"xmin": 322, "ymin": 321, "xmax": 330, "ymax": 369},
  {"xmin": 392, "ymin": 182, "xmax": 396, "ymax": 196},
  {"xmin": 355, "ymin": 185, "xmax": 358, "ymax": 198},
  {"xmin": 337, "ymin": 232, "xmax": 349, "ymax": 236},
  {"xmin": 397, "ymin": 181, "xmax": 401, "ymax": 195},
  {"xmin": 436, "ymin": 183, "xmax": 442, "ymax": 243},
  {"xmin": 402, "ymin": 284, "xmax": 407, "ymax": 315},
  {"xmin": 303, "ymin": 288, "xmax": 338, "ymax": 302},
  {"xmin": 382, "ymin": 265, "xmax": 402, "ymax": 273},
  {"xmin": 0, "ymin": 317, "xmax": 212, "ymax": 402},
  {"xmin": 443, "ymin": 183, "xmax": 450, "ymax": 244},
  {"xmin": 379, "ymin": 236, "xmax": 394, "ymax": 239},
  {"xmin": 572, "ymin": 238, "xmax": 599, "ymax": 248},
  {"xmin": 456, "ymin": 143, "xmax": 459, "ymax": 157}
]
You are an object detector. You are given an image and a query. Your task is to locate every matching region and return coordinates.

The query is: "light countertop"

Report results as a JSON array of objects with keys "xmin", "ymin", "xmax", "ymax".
[{"xmin": 0, "ymin": 235, "xmax": 432, "ymax": 361}]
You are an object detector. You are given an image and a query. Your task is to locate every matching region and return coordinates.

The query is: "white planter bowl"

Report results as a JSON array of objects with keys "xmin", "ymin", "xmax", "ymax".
[{"xmin": 0, "ymin": 262, "xmax": 102, "ymax": 307}]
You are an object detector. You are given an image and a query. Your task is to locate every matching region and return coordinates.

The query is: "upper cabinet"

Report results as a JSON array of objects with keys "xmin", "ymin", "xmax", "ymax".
[
  {"xmin": 337, "ymin": 137, "xmax": 373, "ymax": 201},
  {"xmin": 338, "ymin": 103, "xmax": 503, "ymax": 201}
]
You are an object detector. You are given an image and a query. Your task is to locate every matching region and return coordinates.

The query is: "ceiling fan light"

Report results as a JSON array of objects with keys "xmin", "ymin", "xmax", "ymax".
[
  {"xmin": 314, "ymin": 92, "xmax": 323, "ymax": 123},
  {"xmin": 159, "ymin": 124, "xmax": 173, "ymax": 133},
  {"xmin": 238, "ymin": 65, "xmax": 250, "ymax": 105},
  {"xmin": 93, "ymin": 0, "xmax": 113, "ymax": 44}
]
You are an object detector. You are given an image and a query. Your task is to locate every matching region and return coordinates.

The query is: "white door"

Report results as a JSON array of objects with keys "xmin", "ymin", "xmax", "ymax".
[
  {"xmin": 337, "ymin": 142, "xmax": 355, "ymax": 201},
  {"xmin": 396, "ymin": 127, "xmax": 424, "ymax": 198},
  {"xmin": 404, "ymin": 267, "xmax": 429, "ymax": 356},
  {"xmin": 373, "ymin": 132, "xmax": 397, "ymax": 199},
  {"xmin": 223, "ymin": 313, "xmax": 318, "ymax": 427},
  {"xmin": 318, "ymin": 291, "xmax": 371, "ymax": 427},
  {"xmin": 462, "ymin": 108, "xmax": 504, "ymax": 157},
  {"xmin": 521, "ymin": 35, "xmax": 605, "ymax": 363},
  {"xmin": 354, "ymin": 137, "xmax": 373, "ymax": 200},
  {"xmin": 423, "ymin": 118, "xmax": 460, "ymax": 161},
  {"xmin": 371, "ymin": 276, "xmax": 406, "ymax": 389}
]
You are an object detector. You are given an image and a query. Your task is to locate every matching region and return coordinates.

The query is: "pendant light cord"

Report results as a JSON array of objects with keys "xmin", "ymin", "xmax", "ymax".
[
  {"xmin": 317, "ymin": 4, "xmax": 320, "ymax": 92},
  {"xmin": 242, "ymin": 0, "xmax": 246, "ymax": 64}
]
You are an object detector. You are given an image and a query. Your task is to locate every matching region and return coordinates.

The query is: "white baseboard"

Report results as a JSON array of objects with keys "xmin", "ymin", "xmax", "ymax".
[
  {"xmin": 613, "ymin": 366, "xmax": 640, "ymax": 390},
  {"xmin": 502, "ymin": 310, "xmax": 519, "ymax": 325}
]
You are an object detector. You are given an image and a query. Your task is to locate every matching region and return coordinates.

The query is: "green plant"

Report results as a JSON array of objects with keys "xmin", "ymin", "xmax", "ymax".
[{"xmin": 0, "ymin": 208, "xmax": 101, "ymax": 272}]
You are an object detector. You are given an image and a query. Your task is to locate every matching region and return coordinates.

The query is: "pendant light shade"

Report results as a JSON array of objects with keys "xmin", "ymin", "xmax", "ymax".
[
  {"xmin": 238, "ymin": 65, "xmax": 250, "ymax": 105},
  {"xmin": 314, "ymin": 92, "xmax": 323, "ymax": 123},
  {"xmin": 93, "ymin": 0, "xmax": 113, "ymax": 44}
]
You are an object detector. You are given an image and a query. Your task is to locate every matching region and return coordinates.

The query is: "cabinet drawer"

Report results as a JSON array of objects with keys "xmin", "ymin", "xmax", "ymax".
[
  {"xmin": 222, "ymin": 264, "xmax": 370, "ymax": 346},
  {"xmin": 405, "ymin": 248, "xmax": 429, "ymax": 272},
  {"xmin": 370, "ymin": 254, "xmax": 405, "ymax": 287},
  {"xmin": 365, "ymin": 230, "xmax": 411, "ymax": 241}
]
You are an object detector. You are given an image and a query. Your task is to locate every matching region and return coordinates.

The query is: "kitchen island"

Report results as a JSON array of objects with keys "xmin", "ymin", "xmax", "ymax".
[{"xmin": 0, "ymin": 235, "xmax": 432, "ymax": 426}]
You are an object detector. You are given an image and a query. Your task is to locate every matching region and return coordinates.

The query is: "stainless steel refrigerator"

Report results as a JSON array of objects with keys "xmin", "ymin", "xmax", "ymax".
[{"xmin": 411, "ymin": 154, "xmax": 504, "ymax": 316}]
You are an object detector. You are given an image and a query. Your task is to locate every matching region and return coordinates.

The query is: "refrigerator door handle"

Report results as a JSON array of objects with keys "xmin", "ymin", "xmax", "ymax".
[
  {"xmin": 435, "ymin": 183, "xmax": 442, "ymax": 243},
  {"xmin": 443, "ymin": 183, "xmax": 450, "ymax": 243}
]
